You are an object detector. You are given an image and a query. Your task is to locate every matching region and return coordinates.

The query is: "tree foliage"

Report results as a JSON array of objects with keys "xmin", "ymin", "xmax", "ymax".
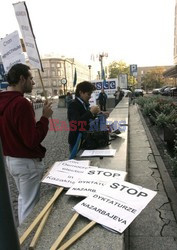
[
  {"xmin": 141, "ymin": 67, "xmax": 166, "ymax": 90},
  {"xmin": 108, "ymin": 61, "xmax": 129, "ymax": 78},
  {"xmin": 108, "ymin": 60, "xmax": 136, "ymax": 86}
]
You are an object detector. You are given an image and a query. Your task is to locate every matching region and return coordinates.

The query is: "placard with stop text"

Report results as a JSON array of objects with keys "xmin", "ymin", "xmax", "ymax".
[
  {"xmin": 66, "ymin": 167, "xmax": 127, "ymax": 197},
  {"xmin": 73, "ymin": 180, "xmax": 157, "ymax": 233}
]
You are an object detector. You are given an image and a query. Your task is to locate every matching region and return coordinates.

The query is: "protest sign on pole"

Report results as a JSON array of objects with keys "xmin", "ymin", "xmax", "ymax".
[
  {"xmin": 0, "ymin": 31, "xmax": 25, "ymax": 72},
  {"xmin": 66, "ymin": 167, "xmax": 127, "ymax": 197},
  {"xmin": 73, "ymin": 180, "xmax": 157, "ymax": 233},
  {"xmin": 13, "ymin": 2, "xmax": 43, "ymax": 71},
  {"xmin": 13, "ymin": 1, "xmax": 57, "ymax": 132}
]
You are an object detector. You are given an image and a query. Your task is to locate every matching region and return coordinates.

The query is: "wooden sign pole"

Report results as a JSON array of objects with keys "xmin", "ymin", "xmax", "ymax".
[
  {"xmin": 20, "ymin": 187, "xmax": 63, "ymax": 245},
  {"xmin": 29, "ymin": 204, "xmax": 54, "ymax": 250},
  {"xmin": 37, "ymin": 69, "xmax": 56, "ymax": 132},
  {"xmin": 50, "ymin": 213, "xmax": 79, "ymax": 250},
  {"xmin": 58, "ymin": 220, "xmax": 96, "ymax": 250}
]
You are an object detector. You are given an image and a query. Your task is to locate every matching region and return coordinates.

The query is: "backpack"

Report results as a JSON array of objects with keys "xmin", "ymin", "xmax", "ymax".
[{"xmin": 81, "ymin": 114, "xmax": 110, "ymax": 150}]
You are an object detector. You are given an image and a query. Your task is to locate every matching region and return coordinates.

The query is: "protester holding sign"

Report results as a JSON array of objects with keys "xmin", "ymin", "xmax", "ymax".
[
  {"xmin": 67, "ymin": 81, "xmax": 100, "ymax": 150},
  {"xmin": 0, "ymin": 63, "xmax": 53, "ymax": 224}
]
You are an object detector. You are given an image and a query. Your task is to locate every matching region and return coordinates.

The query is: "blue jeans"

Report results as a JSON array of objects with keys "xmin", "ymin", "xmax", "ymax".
[{"xmin": 5, "ymin": 156, "xmax": 44, "ymax": 224}]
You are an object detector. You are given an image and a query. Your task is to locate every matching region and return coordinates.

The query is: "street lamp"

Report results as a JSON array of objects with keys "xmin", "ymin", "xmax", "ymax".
[
  {"xmin": 88, "ymin": 65, "xmax": 92, "ymax": 81},
  {"xmin": 98, "ymin": 52, "xmax": 108, "ymax": 80}
]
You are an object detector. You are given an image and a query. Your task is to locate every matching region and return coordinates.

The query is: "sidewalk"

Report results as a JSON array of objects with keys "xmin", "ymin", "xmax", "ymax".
[{"xmin": 128, "ymin": 104, "xmax": 177, "ymax": 250}]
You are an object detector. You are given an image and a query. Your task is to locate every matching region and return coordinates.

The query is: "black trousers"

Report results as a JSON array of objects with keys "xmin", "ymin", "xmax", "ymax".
[{"xmin": 100, "ymin": 103, "xmax": 106, "ymax": 111}]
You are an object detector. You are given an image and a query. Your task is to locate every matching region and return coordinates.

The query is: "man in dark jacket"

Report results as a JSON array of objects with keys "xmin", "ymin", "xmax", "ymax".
[
  {"xmin": 0, "ymin": 63, "xmax": 53, "ymax": 224},
  {"xmin": 98, "ymin": 89, "xmax": 107, "ymax": 111},
  {"xmin": 67, "ymin": 81, "xmax": 100, "ymax": 150}
]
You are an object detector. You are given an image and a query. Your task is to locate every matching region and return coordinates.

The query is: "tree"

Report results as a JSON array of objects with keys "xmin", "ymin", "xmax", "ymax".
[
  {"xmin": 141, "ymin": 67, "xmax": 166, "ymax": 90},
  {"xmin": 108, "ymin": 60, "xmax": 128, "ymax": 78},
  {"xmin": 108, "ymin": 60, "xmax": 136, "ymax": 87}
]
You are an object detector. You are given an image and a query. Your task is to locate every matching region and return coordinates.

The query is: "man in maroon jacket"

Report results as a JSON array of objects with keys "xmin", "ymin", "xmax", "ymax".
[{"xmin": 0, "ymin": 63, "xmax": 53, "ymax": 224}]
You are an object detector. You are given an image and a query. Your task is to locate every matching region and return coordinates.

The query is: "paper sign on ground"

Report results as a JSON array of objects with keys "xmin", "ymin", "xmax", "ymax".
[
  {"xmin": 66, "ymin": 168, "xmax": 127, "ymax": 197},
  {"xmin": 42, "ymin": 160, "xmax": 91, "ymax": 188},
  {"xmin": 73, "ymin": 179, "xmax": 157, "ymax": 233},
  {"xmin": 80, "ymin": 149, "xmax": 116, "ymax": 157}
]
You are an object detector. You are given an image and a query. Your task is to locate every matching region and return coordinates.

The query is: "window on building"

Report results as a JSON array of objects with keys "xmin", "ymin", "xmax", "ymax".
[
  {"xmin": 43, "ymin": 80, "xmax": 48, "ymax": 87},
  {"xmin": 43, "ymin": 62, "xmax": 49, "ymax": 68},
  {"xmin": 43, "ymin": 70, "xmax": 48, "ymax": 77},
  {"xmin": 52, "ymin": 80, "xmax": 57, "ymax": 86},
  {"xmin": 57, "ymin": 71, "xmax": 61, "ymax": 76},
  {"xmin": 51, "ymin": 63, "xmax": 55, "ymax": 68},
  {"xmin": 52, "ymin": 71, "xmax": 55, "ymax": 76},
  {"xmin": 57, "ymin": 63, "xmax": 61, "ymax": 67}
]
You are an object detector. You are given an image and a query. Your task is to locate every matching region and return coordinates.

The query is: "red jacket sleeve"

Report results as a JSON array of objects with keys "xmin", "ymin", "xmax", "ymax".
[{"xmin": 14, "ymin": 98, "xmax": 49, "ymax": 149}]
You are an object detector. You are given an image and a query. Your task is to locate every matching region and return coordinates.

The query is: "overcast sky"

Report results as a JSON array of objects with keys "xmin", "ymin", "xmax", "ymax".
[{"xmin": 0, "ymin": 0, "xmax": 176, "ymax": 68}]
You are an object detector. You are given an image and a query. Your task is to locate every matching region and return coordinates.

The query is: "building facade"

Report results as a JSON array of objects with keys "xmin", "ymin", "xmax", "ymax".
[
  {"xmin": 163, "ymin": 0, "xmax": 177, "ymax": 78},
  {"xmin": 30, "ymin": 57, "xmax": 90, "ymax": 96}
]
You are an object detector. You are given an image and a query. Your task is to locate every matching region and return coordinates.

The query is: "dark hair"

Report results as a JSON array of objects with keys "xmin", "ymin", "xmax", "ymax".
[
  {"xmin": 75, "ymin": 81, "xmax": 96, "ymax": 97},
  {"xmin": 7, "ymin": 63, "xmax": 30, "ymax": 85}
]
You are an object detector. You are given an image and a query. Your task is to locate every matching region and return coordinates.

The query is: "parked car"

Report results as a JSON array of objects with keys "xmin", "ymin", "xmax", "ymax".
[
  {"xmin": 152, "ymin": 88, "xmax": 161, "ymax": 94},
  {"xmin": 134, "ymin": 89, "xmax": 144, "ymax": 97},
  {"xmin": 122, "ymin": 89, "xmax": 132, "ymax": 97},
  {"xmin": 160, "ymin": 86, "xmax": 172, "ymax": 96},
  {"xmin": 170, "ymin": 87, "xmax": 177, "ymax": 97},
  {"xmin": 152, "ymin": 88, "xmax": 161, "ymax": 95}
]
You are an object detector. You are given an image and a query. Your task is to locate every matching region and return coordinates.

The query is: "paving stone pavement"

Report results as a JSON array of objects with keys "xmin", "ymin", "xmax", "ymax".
[
  {"xmin": 128, "ymin": 104, "xmax": 177, "ymax": 250},
  {"xmin": 7, "ymin": 102, "xmax": 70, "ymax": 225}
]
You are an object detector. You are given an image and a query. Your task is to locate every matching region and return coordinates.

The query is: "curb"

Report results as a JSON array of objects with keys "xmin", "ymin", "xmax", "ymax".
[{"xmin": 138, "ymin": 106, "xmax": 177, "ymax": 222}]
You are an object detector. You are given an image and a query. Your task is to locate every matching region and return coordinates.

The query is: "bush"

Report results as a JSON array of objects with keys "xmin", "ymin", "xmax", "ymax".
[{"xmin": 137, "ymin": 95, "xmax": 177, "ymax": 175}]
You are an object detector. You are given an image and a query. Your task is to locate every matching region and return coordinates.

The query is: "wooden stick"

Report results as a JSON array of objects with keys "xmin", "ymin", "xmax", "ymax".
[
  {"xmin": 29, "ymin": 204, "xmax": 54, "ymax": 250},
  {"xmin": 50, "ymin": 213, "xmax": 79, "ymax": 250},
  {"xmin": 38, "ymin": 69, "xmax": 56, "ymax": 132},
  {"xmin": 20, "ymin": 187, "xmax": 64, "ymax": 245},
  {"xmin": 58, "ymin": 221, "xmax": 96, "ymax": 250}
]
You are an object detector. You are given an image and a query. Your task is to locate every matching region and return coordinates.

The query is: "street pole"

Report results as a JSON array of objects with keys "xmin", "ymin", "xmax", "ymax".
[
  {"xmin": 88, "ymin": 65, "xmax": 92, "ymax": 81},
  {"xmin": 99, "ymin": 52, "xmax": 108, "ymax": 86},
  {"xmin": 0, "ymin": 139, "xmax": 20, "ymax": 250}
]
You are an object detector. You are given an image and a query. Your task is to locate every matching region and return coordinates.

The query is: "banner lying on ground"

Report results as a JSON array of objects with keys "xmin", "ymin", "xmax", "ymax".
[
  {"xmin": 42, "ymin": 160, "xmax": 92, "ymax": 188},
  {"xmin": 0, "ymin": 31, "xmax": 25, "ymax": 72},
  {"xmin": 73, "ymin": 180, "xmax": 157, "ymax": 233},
  {"xmin": 66, "ymin": 167, "xmax": 127, "ymax": 197},
  {"xmin": 13, "ymin": 2, "xmax": 43, "ymax": 71}
]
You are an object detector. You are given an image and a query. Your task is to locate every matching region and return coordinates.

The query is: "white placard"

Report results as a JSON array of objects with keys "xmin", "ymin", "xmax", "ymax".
[
  {"xmin": 2, "ymin": 54, "xmax": 26, "ymax": 73},
  {"xmin": 73, "ymin": 180, "xmax": 157, "ymax": 233},
  {"xmin": 13, "ymin": 2, "xmax": 43, "ymax": 71},
  {"xmin": 66, "ymin": 167, "xmax": 127, "ymax": 197},
  {"xmin": 80, "ymin": 149, "xmax": 116, "ymax": 157},
  {"xmin": 0, "ymin": 31, "xmax": 25, "ymax": 72},
  {"xmin": 89, "ymin": 93, "xmax": 96, "ymax": 107},
  {"xmin": 42, "ymin": 160, "xmax": 91, "ymax": 188}
]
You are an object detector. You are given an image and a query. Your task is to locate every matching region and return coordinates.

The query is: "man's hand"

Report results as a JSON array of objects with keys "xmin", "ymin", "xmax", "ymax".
[
  {"xmin": 42, "ymin": 101, "xmax": 53, "ymax": 118},
  {"xmin": 90, "ymin": 105, "xmax": 100, "ymax": 115}
]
